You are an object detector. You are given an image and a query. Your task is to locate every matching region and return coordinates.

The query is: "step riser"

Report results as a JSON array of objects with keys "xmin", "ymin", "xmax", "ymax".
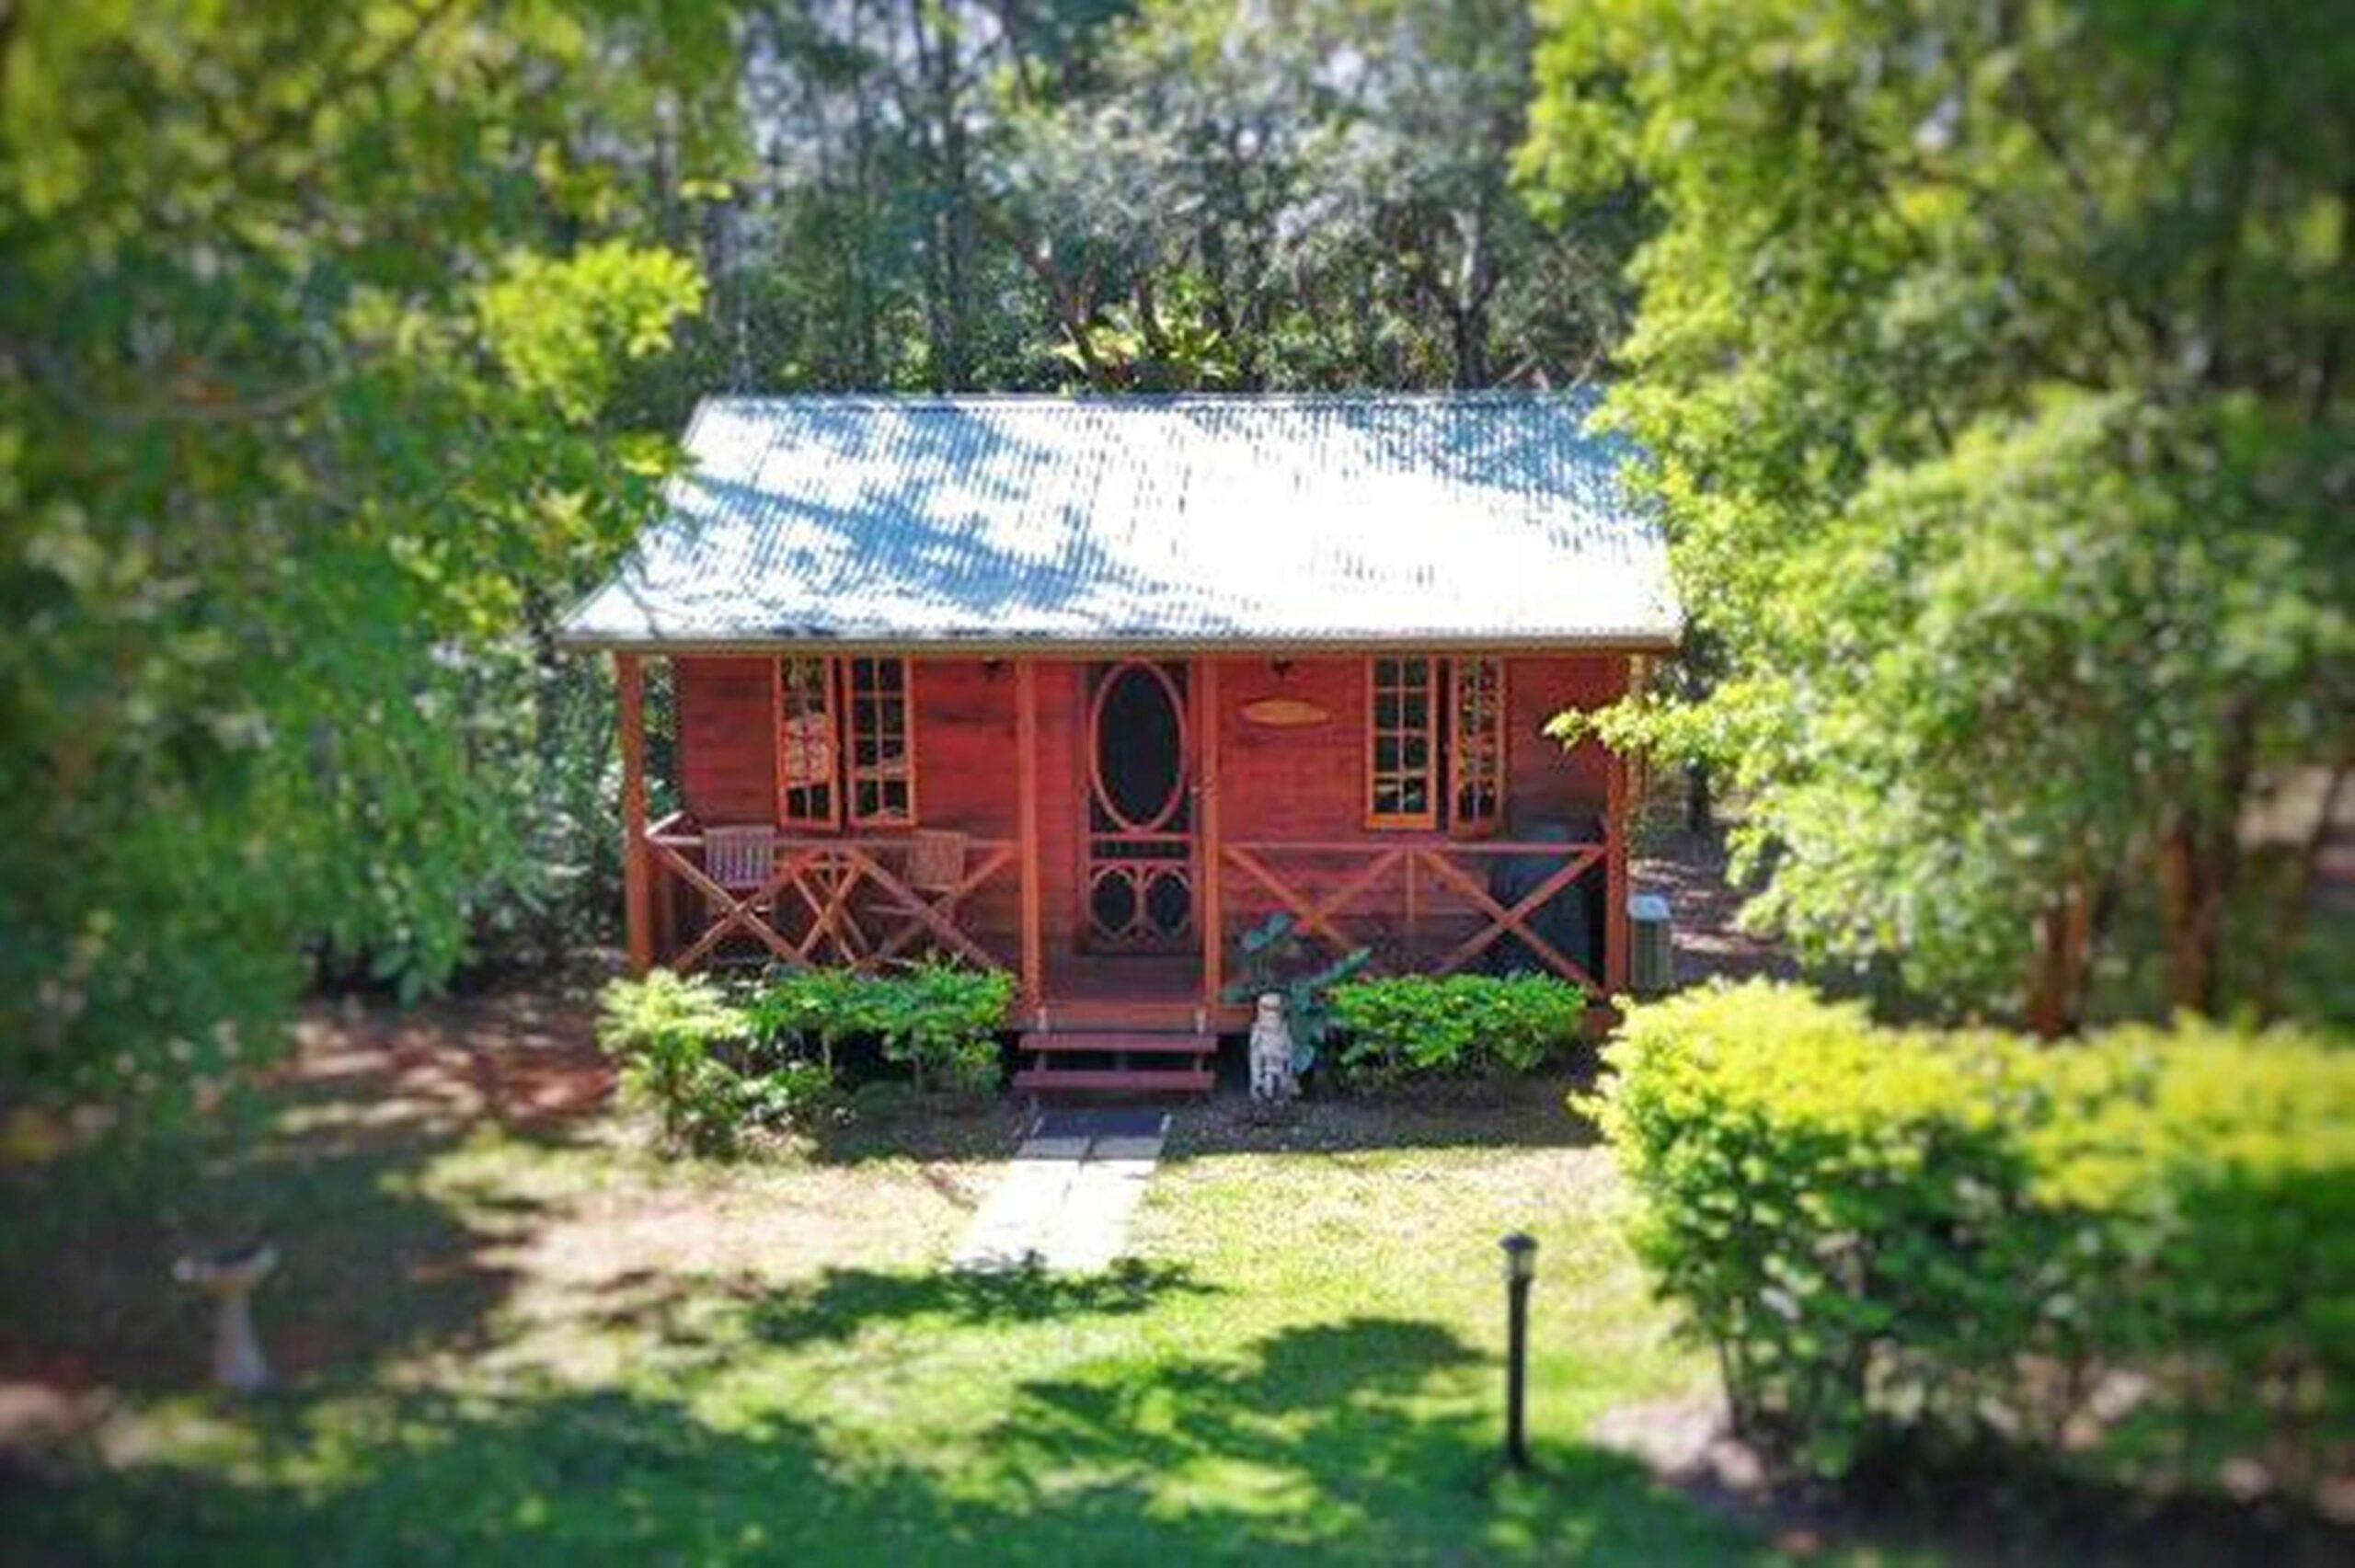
[
  {"xmin": 1020, "ymin": 1031, "xmax": 1217, "ymax": 1057},
  {"xmin": 1013, "ymin": 1069, "xmax": 1214, "ymax": 1094},
  {"xmin": 1032, "ymin": 1001, "xmax": 1209, "ymax": 1032}
]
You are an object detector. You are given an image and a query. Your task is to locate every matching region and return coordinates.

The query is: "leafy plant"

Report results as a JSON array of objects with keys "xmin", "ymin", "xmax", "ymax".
[
  {"xmin": 1592, "ymin": 980, "xmax": 2355, "ymax": 1494},
  {"xmin": 597, "ymin": 971, "xmax": 751, "ymax": 1157},
  {"xmin": 752, "ymin": 962, "xmax": 1012, "ymax": 1096},
  {"xmin": 747, "ymin": 967, "xmax": 879, "ymax": 1073},
  {"xmin": 875, "ymin": 962, "xmax": 1014, "ymax": 1095},
  {"xmin": 1221, "ymin": 914, "xmax": 1372, "ymax": 1077},
  {"xmin": 1328, "ymin": 974, "xmax": 1585, "ymax": 1082},
  {"xmin": 735, "ymin": 1059, "xmax": 838, "ymax": 1131}
]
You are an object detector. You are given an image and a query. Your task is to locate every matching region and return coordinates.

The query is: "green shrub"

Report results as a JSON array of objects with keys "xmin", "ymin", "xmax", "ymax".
[
  {"xmin": 1592, "ymin": 980, "xmax": 2355, "ymax": 1494},
  {"xmin": 735, "ymin": 1057, "xmax": 837, "ymax": 1130},
  {"xmin": 1221, "ymin": 913, "xmax": 1371, "ymax": 1076},
  {"xmin": 597, "ymin": 970, "xmax": 751, "ymax": 1156},
  {"xmin": 747, "ymin": 966, "xmax": 878, "ymax": 1072},
  {"xmin": 752, "ymin": 962, "xmax": 1013, "ymax": 1095},
  {"xmin": 1328, "ymin": 973, "xmax": 1586, "ymax": 1082},
  {"xmin": 873, "ymin": 961, "xmax": 1013, "ymax": 1094}
]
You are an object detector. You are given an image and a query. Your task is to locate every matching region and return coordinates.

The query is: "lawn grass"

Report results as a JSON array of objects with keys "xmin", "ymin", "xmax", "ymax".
[{"xmin": 1, "ymin": 1000, "xmax": 1888, "ymax": 1565}]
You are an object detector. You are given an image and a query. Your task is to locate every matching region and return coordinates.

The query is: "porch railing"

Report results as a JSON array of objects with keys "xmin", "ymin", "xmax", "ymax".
[
  {"xmin": 1218, "ymin": 838, "xmax": 1607, "ymax": 990},
  {"xmin": 643, "ymin": 812, "xmax": 1018, "ymax": 974}
]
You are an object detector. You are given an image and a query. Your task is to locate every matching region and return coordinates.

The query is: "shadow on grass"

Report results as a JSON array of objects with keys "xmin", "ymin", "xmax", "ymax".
[
  {"xmin": 8, "ymin": 1319, "xmax": 1786, "ymax": 1568},
  {"xmin": 0, "ymin": 1018, "xmax": 603, "ymax": 1402},
  {"xmin": 790, "ymin": 1084, "xmax": 1033, "ymax": 1167},
  {"xmin": 1162, "ymin": 1071, "xmax": 1605, "ymax": 1162},
  {"xmin": 741, "ymin": 1257, "xmax": 1218, "ymax": 1349}
]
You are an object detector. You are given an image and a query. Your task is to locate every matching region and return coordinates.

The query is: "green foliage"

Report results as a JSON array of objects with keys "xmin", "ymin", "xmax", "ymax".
[
  {"xmin": 727, "ymin": 0, "xmax": 1631, "ymax": 394},
  {"xmin": 868, "ymin": 963, "xmax": 1014, "ymax": 1096},
  {"xmin": 753, "ymin": 963, "xmax": 1014, "ymax": 1096},
  {"xmin": 478, "ymin": 243, "xmax": 708, "ymax": 422},
  {"xmin": 733, "ymin": 1058, "xmax": 839, "ymax": 1133},
  {"xmin": 746, "ymin": 966, "xmax": 878, "ymax": 1073},
  {"xmin": 599, "ymin": 970, "xmax": 866, "ymax": 1154},
  {"xmin": 1222, "ymin": 914, "xmax": 1372, "ymax": 1076},
  {"xmin": 1592, "ymin": 981, "xmax": 2355, "ymax": 1493},
  {"xmin": 597, "ymin": 971, "xmax": 752, "ymax": 1157},
  {"xmin": 1329, "ymin": 974, "xmax": 1586, "ymax": 1082},
  {"xmin": 2, "ymin": 2, "xmax": 729, "ymax": 1119},
  {"xmin": 1526, "ymin": 0, "xmax": 2354, "ymax": 1024}
]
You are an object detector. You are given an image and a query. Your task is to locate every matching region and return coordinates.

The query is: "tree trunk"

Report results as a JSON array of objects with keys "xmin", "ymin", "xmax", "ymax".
[
  {"xmin": 2024, "ymin": 876, "xmax": 2096, "ymax": 1038},
  {"xmin": 2256, "ymin": 761, "xmax": 2348, "ymax": 1021},
  {"xmin": 1684, "ymin": 761, "xmax": 1714, "ymax": 838},
  {"xmin": 2156, "ymin": 818, "xmax": 2240, "ymax": 1016},
  {"xmin": 2154, "ymin": 704, "xmax": 2258, "ymax": 1016}
]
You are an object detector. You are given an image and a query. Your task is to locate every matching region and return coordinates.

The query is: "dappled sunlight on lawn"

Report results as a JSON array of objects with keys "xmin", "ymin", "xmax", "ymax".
[{"xmin": 3, "ymin": 996, "xmax": 1841, "ymax": 1564}]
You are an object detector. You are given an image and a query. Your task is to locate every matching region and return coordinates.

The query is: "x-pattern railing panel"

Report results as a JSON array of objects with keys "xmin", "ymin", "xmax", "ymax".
[
  {"xmin": 1220, "ymin": 839, "xmax": 1605, "ymax": 990},
  {"xmin": 645, "ymin": 823, "xmax": 1017, "ymax": 974}
]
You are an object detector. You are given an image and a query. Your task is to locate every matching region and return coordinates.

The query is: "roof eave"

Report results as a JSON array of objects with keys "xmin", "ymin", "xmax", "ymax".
[{"xmin": 554, "ymin": 626, "xmax": 1685, "ymax": 658}]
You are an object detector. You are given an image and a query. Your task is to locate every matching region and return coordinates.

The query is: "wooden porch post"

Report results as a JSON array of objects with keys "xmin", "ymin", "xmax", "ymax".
[
  {"xmin": 1604, "ymin": 742, "xmax": 1631, "ymax": 997},
  {"xmin": 1198, "ymin": 656, "xmax": 1223, "ymax": 1015},
  {"xmin": 616, "ymin": 651, "xmax": 654, "ymax": 975},
  {"xmin": 1015, "ymin": 658, "xmax": 1044, "ymax": 1016}
]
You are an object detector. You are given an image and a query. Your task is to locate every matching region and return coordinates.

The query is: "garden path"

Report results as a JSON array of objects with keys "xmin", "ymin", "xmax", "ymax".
[{"xmin": 950, "ymin": 1108, "xmax": 1167, "ymax": 1273}]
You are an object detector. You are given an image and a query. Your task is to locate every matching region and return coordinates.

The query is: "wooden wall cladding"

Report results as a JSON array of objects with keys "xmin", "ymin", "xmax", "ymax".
[{"xmin": 675, "ymin": 656, "xmax": 777, "ymax": 826}]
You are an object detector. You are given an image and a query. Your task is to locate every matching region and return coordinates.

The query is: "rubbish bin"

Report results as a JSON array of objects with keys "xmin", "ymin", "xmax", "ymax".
[{"xmin": 1629, "ymin": 893, "xmax": 1674, "ymax": 997}]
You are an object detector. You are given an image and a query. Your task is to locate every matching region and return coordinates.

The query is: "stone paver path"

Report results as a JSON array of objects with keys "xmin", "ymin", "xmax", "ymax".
[{"xmin": 951, "ymin": 1108, "xmax": 1168, "ymax": 1273}]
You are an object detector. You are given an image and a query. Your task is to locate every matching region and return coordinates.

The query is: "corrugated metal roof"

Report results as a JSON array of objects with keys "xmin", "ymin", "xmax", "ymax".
[{"xmin": 557, "ymin": 392, "xmax": 1682, "ymax": 650}]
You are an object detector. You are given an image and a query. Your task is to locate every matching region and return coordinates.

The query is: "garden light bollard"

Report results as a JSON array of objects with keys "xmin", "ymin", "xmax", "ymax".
[
  {"xmin": 1501, "ymin": 1232, "xmax": 1537, "ymax": 1470},
  {"xmin": 174, "ymin": 1242, "xmax": 278, "ymax": 1395}
]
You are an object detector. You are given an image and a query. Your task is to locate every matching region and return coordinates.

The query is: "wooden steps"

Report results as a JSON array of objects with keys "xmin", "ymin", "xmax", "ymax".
[
  {"xmin": 1011, "ymin": 1067, "xmax": 1215, "ymax": 1093},
  {"xmin": 1029, "ymin": 998, "xmax": 1210, "ymax": 1032},
  {"xmin": 1013, "ymin": 1029, "xmax": 1219, "ymax": 1096}
]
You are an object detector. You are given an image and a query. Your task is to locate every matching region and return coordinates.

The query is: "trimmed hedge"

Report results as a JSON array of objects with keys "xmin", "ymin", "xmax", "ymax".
[
  {"xmin": 1328, "ymin": 973, "xmax": 1585, "ymax": 1082},
  {"xmin": 1591, "ymin": 981, "xmax": 2355, "ymax": 1494}
]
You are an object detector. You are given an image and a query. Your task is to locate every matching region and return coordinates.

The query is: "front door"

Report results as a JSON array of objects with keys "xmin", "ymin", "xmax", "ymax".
[{"xmin": 1082, "ymin": 659, "xmax": 1196, "ymax": 952}]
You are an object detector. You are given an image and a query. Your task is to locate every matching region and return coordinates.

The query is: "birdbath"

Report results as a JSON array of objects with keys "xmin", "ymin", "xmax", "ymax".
[{"xmin": 174, "ymin": 1242, "xmax": 278, "ymax": 1394}]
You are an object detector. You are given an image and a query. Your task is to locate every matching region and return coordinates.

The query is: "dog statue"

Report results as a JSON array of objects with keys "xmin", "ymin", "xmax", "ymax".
[{"xmin": 1248, "ymin": 992, "xmax": 1297, "ymax": 1103}]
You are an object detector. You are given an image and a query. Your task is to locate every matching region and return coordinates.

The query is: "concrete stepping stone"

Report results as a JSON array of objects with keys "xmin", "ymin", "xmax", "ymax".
[{"xmin": 950, "ymin": 1109, "xmax": 1168, "ymax": 1273}]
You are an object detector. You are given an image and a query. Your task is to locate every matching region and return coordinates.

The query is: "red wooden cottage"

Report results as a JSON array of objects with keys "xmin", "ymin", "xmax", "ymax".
[{"xmin": 560, "ymin": 393, "xmax": 1681, "ymax": 1090}]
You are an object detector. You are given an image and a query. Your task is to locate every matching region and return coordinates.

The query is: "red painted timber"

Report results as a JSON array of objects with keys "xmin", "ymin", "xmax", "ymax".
[
  {"xmin": 1019, "ymin": 1031, "xmax": 1216, "ymax": 1056},
  {"xmin": 1012, "ymin": 1067, "xmax": 1215, "ymax": 1093}
]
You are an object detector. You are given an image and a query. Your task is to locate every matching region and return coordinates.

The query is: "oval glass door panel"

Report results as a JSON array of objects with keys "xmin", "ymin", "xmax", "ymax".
[{"xmin": 1094, "ymin": 663, "xmax": 1185, "ymax": 830}]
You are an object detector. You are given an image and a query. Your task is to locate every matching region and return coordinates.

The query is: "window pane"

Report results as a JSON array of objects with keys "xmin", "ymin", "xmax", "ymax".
[{"xmin": 846, "ymin": 658, "xmax": 916, "ymax": 825}]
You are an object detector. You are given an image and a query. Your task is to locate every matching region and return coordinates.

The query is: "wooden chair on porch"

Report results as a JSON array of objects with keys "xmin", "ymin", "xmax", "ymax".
[
  {"xmin": 867, "ymin": 829, "xmax": 969, "ymax": 967},
  {"xmin": 698, "ymin": 823, "xmax": 779, "ymax": 965}
]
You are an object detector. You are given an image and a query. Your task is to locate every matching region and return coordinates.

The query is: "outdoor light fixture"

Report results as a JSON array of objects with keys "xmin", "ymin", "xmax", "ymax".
[
  {"xmin": 1268, "ymin": 658, "xmax": 1294, "ymax": 680},
  {"xmin": 1500, "ymin": 1232, "xmax": 1538, "ymax": 1469},
  {"xmin": 982, "ymin": 658, "xmax": 1006, "ymax": 681}
]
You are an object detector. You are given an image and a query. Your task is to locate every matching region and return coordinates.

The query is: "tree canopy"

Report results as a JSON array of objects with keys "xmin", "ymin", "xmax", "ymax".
[
  {"xmin": 1, "ymin": 2, "xmax": 728, "ymax": 1111},
  {"xmin": 1528, "ymin": 0, "xmax": 2351, "ymax": 1027}
]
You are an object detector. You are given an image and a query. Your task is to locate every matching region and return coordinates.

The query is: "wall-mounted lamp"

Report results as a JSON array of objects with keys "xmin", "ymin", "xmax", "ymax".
[
  {"xmin": 982, "ymin": 658, "xmax": 1006, "ymax": 682},
  {"xmin": 1269, "ymin": 658, "xmax": 1294, "ymax": 681}
]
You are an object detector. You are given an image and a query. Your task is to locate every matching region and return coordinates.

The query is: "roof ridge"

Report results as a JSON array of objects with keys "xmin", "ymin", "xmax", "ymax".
[{"xmin": 697, "ymin": 387, "xmax": 1605, "ymax": 410}]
